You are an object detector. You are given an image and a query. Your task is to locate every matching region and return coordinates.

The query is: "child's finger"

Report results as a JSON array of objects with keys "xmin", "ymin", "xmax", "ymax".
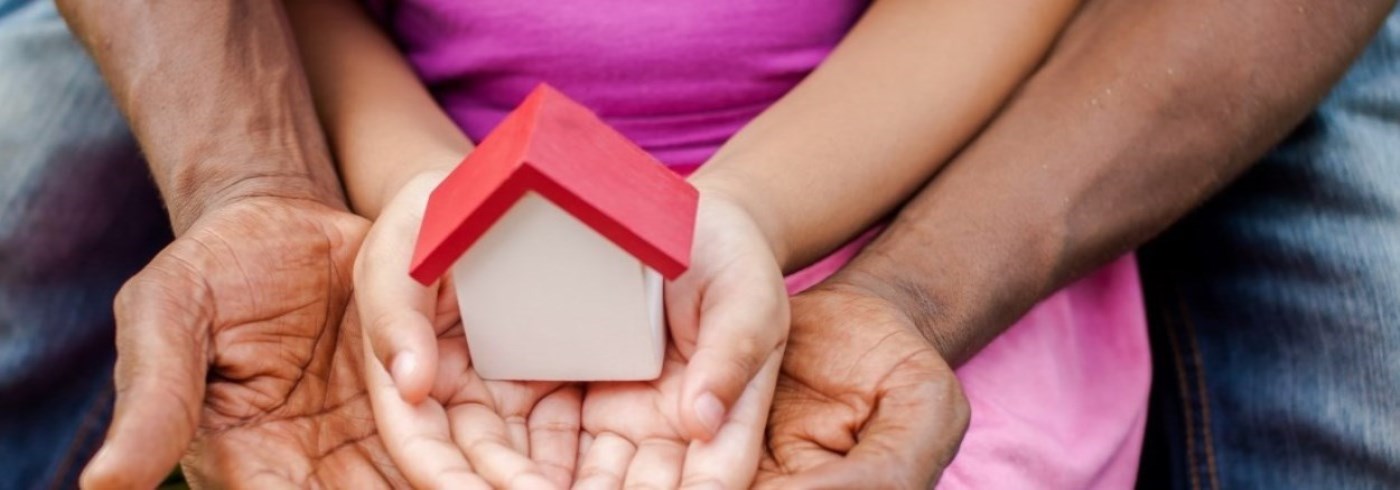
[
  {"xmin": 354, "ymin": 183, "xmax": 442, "ymax": 403},
  {"xmin": 574, "ymin": 432, "xmax": 636, "ymax": 490},
  {"xmin": 680, "ymin": 352, "xmax": 781, "ymax": 489},
  {"xmin": 622, "ymin": 439, "xmax": 686, "ymax": 489},
  {"xmin": 448, "ymin": 404, "xmax": 557, "ymax": 490},
  {"xmin": 528, "ymin": 385, "xmax": 584, "ymax": 488},
  {"xmin": 363, "ymin": 331, "xmax": 491, "ymax": 490},
  {"xmin": 676, "ymin": 266, "xmax": 789, "ymax": 441}
]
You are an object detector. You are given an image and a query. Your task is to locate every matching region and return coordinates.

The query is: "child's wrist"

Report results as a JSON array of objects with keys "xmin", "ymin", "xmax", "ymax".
[
  {"xmin": 690, "ymin": 174, "xmax": 793, "ymax": 268},
  {"xmin": 362, "ymin": 147, "xmax": 467, "ymax": 218}
]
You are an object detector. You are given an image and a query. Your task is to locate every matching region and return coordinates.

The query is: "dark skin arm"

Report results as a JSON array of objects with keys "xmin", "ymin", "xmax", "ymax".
[
  {"xmin": 56, "ymin": 2, "xmax": 406, "ymax": 489},
  {"xmin": 761, "ymin": 0, "xmax": 1395, "ymax": 487},
  {"xmin": 56, "ymin": 1, "xmax": 344, "ymax": 232},
  {"xmin": 831, "ymin": 0, "xmax": 1397, "ymax": 365}
]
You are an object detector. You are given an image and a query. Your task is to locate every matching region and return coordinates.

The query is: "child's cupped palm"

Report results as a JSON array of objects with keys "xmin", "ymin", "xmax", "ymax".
[
  {"xmin": 574, "ymin": 345, "xmax": 779, "ymax": 489},
  {"xmin": 361, "ymin": 275, "xmax": 581, "ymax": 489},
  {"xmin": 359, "ymin": 174, "xmax": 788, "ymax": 488},
  {"xmin": 365, "ymin": 272, "xmax": 779, "ymax": 490},
  {"xmin": 574, "ymin": 195, "xmax": 787, "ymax": 488}
]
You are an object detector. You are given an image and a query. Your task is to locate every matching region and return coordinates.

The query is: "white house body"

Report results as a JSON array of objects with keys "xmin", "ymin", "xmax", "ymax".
[{"xmin": 451, "ymin": 192, "xmax": 666, "ymax": 381}]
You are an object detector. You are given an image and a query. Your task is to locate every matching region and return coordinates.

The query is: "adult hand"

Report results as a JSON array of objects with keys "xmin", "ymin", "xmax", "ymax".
[
  {"xmin": 574, "ymin": 192, "xmax": 788, "ymax": 488},
  {"xmin": 78, "ymin": 197, "xmax": 410, "ymax": 489},
  {"xmin": 755, "ymin": 285, "xmax": 970, "ymax": 489},
  {"xmin": 355, "ymin": 170, "xmax": 581, "ymax": 489}
]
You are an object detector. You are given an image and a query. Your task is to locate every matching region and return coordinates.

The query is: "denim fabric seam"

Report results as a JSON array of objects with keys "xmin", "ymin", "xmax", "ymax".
[
  {"xmin": 1162, "ymin": 282, "xmax": 1226, "ymax": 490},
  {"xmin": 1176, "ymin": 293, "xmax": 1221, "ymax": 490},
  {"xmin": 1162, "ymin": 296, "xmax": 1202, "ymax": 490},
  {"xmin": 46, "ymin": 382, "xmax": 114, "ymax": 490}
]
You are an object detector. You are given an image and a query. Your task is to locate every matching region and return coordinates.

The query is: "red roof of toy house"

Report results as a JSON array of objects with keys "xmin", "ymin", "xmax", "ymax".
[{"xmin": 409, "ymin": 84, "xmax": 699, "ymax": 285}]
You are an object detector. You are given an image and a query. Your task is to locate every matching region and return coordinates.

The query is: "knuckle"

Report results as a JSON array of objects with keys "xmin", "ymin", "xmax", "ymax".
[
  {"xmin": 362, "ymin": 308, "xmax": 413, "ymax": 340},
  {"xmin": 730, "ymin": 336, "xmax": 762, "ymax": 362},
  {"xmin": 713, "ymin": 336, "xmax": 766, "ymax": 383},
  {"xmin": 113, "ymin": 269, "xmax": 165, "ymax": 315},
  {"xmin": 114, "ymin": 250, "xmax": 214, "ymax": 323},
  {"xmin": 941, "ymin": 377, "xmax": 971, "ymax": 427}
]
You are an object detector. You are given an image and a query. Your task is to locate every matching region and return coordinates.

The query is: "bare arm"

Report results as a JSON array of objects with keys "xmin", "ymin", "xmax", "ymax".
[
  {"xmin": 827, "ymin": 0, "xmax": 1397, "ymax": 365},
  {"xmin": 56, "ymin": 0, "xmax": 346, "ymax": 232},
  {"xmin": 693, "ymin": 0, "xmax": 1083, "ymax": 271},
  {"xmin": 284, "ymin": 0, "xmax": 473, "ymax": 219},
  {"xmin": 55, "ymin": 2, "xmax": 396, "ymax": 489}
]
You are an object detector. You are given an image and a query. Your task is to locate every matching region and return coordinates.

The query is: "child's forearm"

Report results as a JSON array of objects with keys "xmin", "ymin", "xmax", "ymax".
[
  {"xmin": 286, "ymin": 0, "xmax": 472, "ymax": 218},
  {"xmin": 692, "ymin": 0, "xmax": 1081, "ymax": 272}
]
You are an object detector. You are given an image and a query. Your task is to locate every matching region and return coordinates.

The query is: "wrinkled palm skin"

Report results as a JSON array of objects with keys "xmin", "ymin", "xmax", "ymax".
[
  {"xmin": 113, "ymin": 198, "xmax": 407, "ymax": 488},
  {"xmin": 755, "ymin": 287, "xmax": 971, "ymax": 489}
]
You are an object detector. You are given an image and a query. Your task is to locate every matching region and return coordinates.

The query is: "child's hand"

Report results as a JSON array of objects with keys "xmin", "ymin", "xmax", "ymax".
[
  {"xmin": 575, "ymin": 191, "xmax": 790, "ymax": 487},
  {"xmin": 667, "ymin": 190, "xmax": 790, "ymax": 441},
  {"xmin": 354, "ymin": 170, "xmax": 581, "ymax": 489}
]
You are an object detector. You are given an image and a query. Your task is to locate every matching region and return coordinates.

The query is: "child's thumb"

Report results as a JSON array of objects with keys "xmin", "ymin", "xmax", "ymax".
[
  {"xmin": 353, "ymin": 206, "xmax": 443, "ymax": 404},
  {"xmin": 677, "ymin": 297, "xmax": 787, "ymax": 441}
]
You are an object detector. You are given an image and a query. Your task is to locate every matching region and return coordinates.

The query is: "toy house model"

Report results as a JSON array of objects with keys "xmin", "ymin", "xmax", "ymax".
[{"xmin": 410, "ymin": 84, "xmax": 698, "ymax": 381}]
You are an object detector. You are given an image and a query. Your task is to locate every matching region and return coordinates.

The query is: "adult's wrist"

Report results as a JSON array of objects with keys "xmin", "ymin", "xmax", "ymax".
[
  {"xmin": 820, "ymin": 261, "xmax": 970, "ymax": 363},
  {"xmin": 820, "ymin": 224, "xmax": 1056, "ymax": 367},
  {"xmin": 57, "ymin": 1, "xmax": 352, "ymax": 234},
  {"xmin": 163, "ymin": 163, "xmax": 347, "ymax": 235}
]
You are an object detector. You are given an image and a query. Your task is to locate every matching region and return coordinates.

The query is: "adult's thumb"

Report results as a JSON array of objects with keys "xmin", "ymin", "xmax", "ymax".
[{"xmin": 80, "ymin": 270, "xmax": 210, "ymax": 490}]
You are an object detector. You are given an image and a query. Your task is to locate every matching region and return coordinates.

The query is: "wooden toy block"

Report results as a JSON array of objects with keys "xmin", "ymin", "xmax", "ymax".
[{"xmin": 411, "ymin": 84, "xmax": 698, "ymax": 381}]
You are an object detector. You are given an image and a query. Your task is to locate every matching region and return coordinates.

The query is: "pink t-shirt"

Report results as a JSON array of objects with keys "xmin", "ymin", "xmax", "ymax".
[{"xmin": 372, "ymin": 1, "xmax": 1150, "ymax": 487}]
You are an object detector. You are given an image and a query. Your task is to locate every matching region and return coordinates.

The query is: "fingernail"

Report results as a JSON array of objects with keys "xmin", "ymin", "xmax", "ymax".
[
  {"xmin": 695, "ymin": 392, "xmax": 725, "ymax": 435},
  {"xmin": 391, "ymin": 353, "xmax": 417, "ymax": 389}
]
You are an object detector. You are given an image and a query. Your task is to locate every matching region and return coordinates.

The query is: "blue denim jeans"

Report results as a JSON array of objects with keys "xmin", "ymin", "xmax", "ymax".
[
  {"xmin": 0, "ymin": 1, "xmax": 169, "ymax": 488},
  {"xmin": 1138, "ymin": 6, "xmax": 1400, "ymax": 489}
]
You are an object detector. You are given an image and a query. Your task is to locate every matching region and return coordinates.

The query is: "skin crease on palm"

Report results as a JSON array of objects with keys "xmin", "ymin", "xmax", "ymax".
[
  {"xmin": 81, "ymin": 197, "xmax": 412, "ymax": 489},
  {"xmin": 78, "ymin": 172, "xmax": 967, "ymax": 490},
  {"xmin": 81, "ymin": 191, "xmax": 963, "ymax": 490},
  {"xmin": 756, "ymin": 287, "xmax": 969, "ymax": 489}
]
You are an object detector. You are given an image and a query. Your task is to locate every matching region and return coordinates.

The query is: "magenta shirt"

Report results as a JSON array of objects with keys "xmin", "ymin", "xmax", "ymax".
[
  {"xmin": 371, "ymin": 2, "xmax": 1149, "ymax": 487},
  {"xmin": 374, "ymin": 0, "xmax": 867, "ymax": 172}
]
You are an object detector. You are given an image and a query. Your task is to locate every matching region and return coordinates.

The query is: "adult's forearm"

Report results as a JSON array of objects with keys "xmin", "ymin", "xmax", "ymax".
[
  {"xmin": 832, "ymin": 0, "xmax": 1396, "ymax": 365},
  {"xmin": 57, "ymin": 1, "xmax": 345, "ymax": 233}
]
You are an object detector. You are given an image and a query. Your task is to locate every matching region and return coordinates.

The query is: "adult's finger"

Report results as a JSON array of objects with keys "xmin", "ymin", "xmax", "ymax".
[
  {"xmin": 80, "ymin": 263, "xmax": 211, "ymax": 490},
  {"xmin": 675, "ymin": 263, "xmax": 788, "ymax": 441},
  {"xmin": 364, "ymin": 331, "xmax": 492, "ymax": 490},
  {"xmin": 778, "ymin": 374, "xmax": 968, "ymax": 489},
  {"xmin": 354, "ymin": 174, "xmax": 445, "ymax": 403}
]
